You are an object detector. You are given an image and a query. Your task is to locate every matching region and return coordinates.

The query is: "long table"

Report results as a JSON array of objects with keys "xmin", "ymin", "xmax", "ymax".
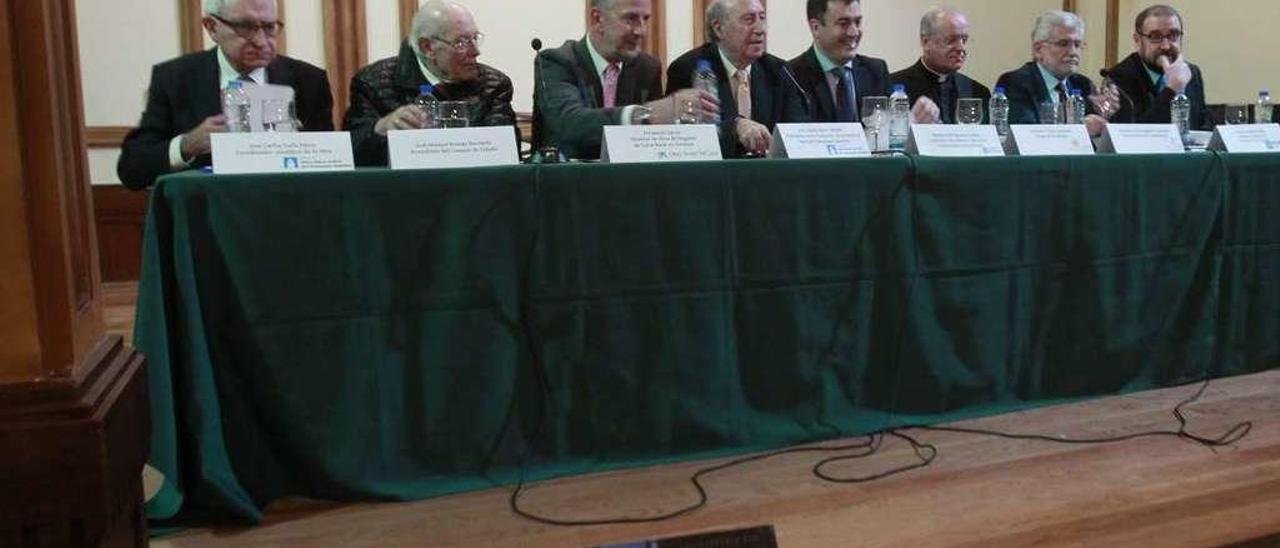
[{"xmin": 136, "ymin": 153, "xmax": 1280, "ymax": 524}]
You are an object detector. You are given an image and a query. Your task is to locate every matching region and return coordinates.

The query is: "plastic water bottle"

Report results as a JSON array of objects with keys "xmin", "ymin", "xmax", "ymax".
[
  {"xmin": 1067, "ymin": 88, "xmax": 1086, "ymax": 124},
  {"xmin": 990, "ymin": 86, "xmax": 1010, "ymax": 141},
  {"xmin": 692, "ymin": 59, "xmax": 719, "ymax": 124},
  {"xmin": 888, "ymin": 84, "xmax": 910, "ymax": 151},
  {"xmin": 414, "ymin": 84, "xmax": 440, "ymax": 129},
  {"xmin": 1257, "ymin": 90, "xmax": 1273, "ymax": 124},
  {"xmin": 1172, "ymin": 91, "xmax": 1191, "ymax": 143},
  {"xmin": 222, "ymin": 80, "xmax": 251, "ymax": 133}
]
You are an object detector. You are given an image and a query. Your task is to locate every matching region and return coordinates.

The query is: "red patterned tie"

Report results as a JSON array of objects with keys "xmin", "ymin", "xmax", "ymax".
[{"xmin": 602, "ymin": 63, "xmax": 620, "ymax": 108}]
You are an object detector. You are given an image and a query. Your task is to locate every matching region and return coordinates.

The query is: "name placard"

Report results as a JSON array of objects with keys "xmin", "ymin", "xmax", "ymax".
[
  {"xmin": 1208, "ymin": 124, "xmax": 1280, "ymax": 153},
  {"xmin": 768, "ymin": 123, "xmax": 871, "ymax": 159},
  {"xmin": 1008, "ymin": 124, "xmax": 1094, "ymax": 156},
  {"xmin": 211, "ymin": 131, "xmax": 354, "ymax": 174},
  {"xmin": 906, "ymin": 124, "xmax": 1004, "ymax": 157},
  {"xmin": 387, "ymin": 126, "xmax": 519, "ymax": 169},
  {"xmin": 601, "ymin": 125, "xmax": 722, "ymax": 163},
  {"xmin": 1097, "ymin": 124, "xmax": 1184, "ymax": 154}
]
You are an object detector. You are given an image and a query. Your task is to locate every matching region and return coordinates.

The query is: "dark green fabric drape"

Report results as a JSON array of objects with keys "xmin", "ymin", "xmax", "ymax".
[{"xmin": 136, "ymin": 154, "xmax": 1277, "ymax": 525}]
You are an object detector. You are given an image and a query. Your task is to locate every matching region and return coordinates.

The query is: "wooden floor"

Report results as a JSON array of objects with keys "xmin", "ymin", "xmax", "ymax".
[{"xmin": 105, "ymin": 283, "xmax": 1280, "ymax": 547}]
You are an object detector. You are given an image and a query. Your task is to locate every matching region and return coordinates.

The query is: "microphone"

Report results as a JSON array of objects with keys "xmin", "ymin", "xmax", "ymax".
[
  {"xmin": 530, "ymin": 38, "xmax": 563, "ymax": 163},
  {"xmin": 779, "ymin": 62, "xmax": 811, "ymax": 118}
]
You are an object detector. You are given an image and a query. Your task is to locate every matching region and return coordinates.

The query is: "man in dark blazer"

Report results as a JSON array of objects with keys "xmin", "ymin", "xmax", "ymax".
[
  {"xmin": 1105, "ymin": 4, "xmax": 1209, "ymax": 130},
  {"xmin": 666, "ymin": 0, "xmax": 806, "ymax": 158},
  {"xmin": 995, "ymin": 10, "xmax": 1116, "ymax": 136},
  {"xmin": 343, "ymin": 1, "xmax": 517, "ymax": 166},
  {"xmin": 117, "ymin": 0, "xmax": 333, "ymax": 190},
  {"xmin": 891, "ymin": 7, "xmax": 990, "ymax": 124},
  {"xmin": 787, "ymin": 0, "xmax": 892, "ymax": 124},
  {"xmin": 533, "ymin": 0, "xmax": 717, "ymax": 160}
]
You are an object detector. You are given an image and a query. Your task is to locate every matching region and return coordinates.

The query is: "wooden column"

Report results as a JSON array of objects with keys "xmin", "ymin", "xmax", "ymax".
[
  {"xmin": 323, "ymin": 0, "xmax": 368, "ymax": 128},
  {"xmin": 0, "ymin": 0, "xmax": 149, "ymax": 545}
]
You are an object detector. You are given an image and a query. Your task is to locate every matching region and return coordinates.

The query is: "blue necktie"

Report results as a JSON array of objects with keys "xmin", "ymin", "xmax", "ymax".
[{"xmin": 834, "ymin": 66, "xmax": 856, "ymax": 123}]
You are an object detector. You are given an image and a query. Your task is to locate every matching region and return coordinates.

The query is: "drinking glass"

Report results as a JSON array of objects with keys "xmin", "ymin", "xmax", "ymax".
[
  {"xmin": 1038, "ymin": 100, "xmax": 1063, "ymax": 124},
  {"xmin": 861, "ymin": 96, "xmax": 889, "ymax": 151},
  {"xmin": 956, "ymin": 98, "xmax": 984, "ymax": 125},
  {"xmin": 1225, "ymin": 104, "xmax": 1250, "ymax": 125},
  {"xmin": 439, "ymin": 101, "xmax": 470, "ymax": 128},
  {"xmin": 675, "ymin": 96, "xmax": 700, "ymax": 125},
  {"xmin": 261, "ymin": 99, "xmax": 294, "ymax": 132}
]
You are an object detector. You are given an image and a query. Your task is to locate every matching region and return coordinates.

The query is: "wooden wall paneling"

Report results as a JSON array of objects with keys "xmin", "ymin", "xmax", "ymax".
[
  {"xmin": 1106, "ymin": 0, "xmax": 1120, "ymax": 66},
  {"xmin": 92, "ymin": 186, "xmax": 148, "ymax": 282},
  {"xmin": 84, "ymin": 126, "xmax": 131, "ymax": 149},
  {"xmin": 180, "ymin": 0, "xmax": 204, "ymax": 53},
  {"xmin": 1063, "ymin": 0, "xmax": 1079, "ymax": 12},
  {"xmin": 277, "ymin": 0, "xmax": 288, "ymax": 56},
  {"xmin": 400, "ymin": 0, "xmax": 417, "ymax": 42},
  {"xmin": 323, "ymin": 0, "xmax": 368, "ymax": 128}
]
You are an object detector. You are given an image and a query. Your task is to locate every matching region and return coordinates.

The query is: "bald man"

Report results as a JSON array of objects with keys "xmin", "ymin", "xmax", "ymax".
[
  {"xmin": 117, "ymin": 0, "xmax": 333, "ymax": 189},
  {"xmin": 344, "ymin": 0, "xmax": 517, "ymax": 166}
]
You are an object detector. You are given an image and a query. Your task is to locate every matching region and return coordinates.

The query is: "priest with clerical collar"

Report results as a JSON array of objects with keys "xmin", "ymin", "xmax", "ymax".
[{"xmin": 890, "ymin": 7, "xmax": 990, "ymax": 125}]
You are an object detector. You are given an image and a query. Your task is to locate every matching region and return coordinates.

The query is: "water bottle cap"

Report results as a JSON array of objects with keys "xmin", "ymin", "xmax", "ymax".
[
  {"xmin": 696, "ymin": 59, "xmax": 713, "ymax": 71},
  {"xmin": 893, "ymin": 84, "xmax": 906, "ymax": 93},
  {"xmin": 994, "ymin": 86, "xmax": 1005, "ymax": 94},
  {"xmin": 228, "ymin": 80, "xmax": 242, "ymax": 89},
  {"xmin": 1261, "ymin": 90, "xmax": 1271, "ymax": 96},
  {"xmin": 419, "ymin": 83, "xmax": 434, "ymax": 95},
  {"xmin": 1070, "ymin": 88, "xmax": 1082, "ymax": 96}
]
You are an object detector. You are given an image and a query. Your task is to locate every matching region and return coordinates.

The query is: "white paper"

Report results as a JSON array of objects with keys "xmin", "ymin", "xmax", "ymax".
[
  {"xmin": 1208, "ymin": 124, "xmax": 1280, "ymax": 153},
  {"xmin": 241, "ymin": 82, "xmax": 295, "ymax": 133},
  {"xmin": 211, "ymin": 131, "xmax": 355, "ymax": 174},
  {"xmin": 1097, "ymin": 124, "xmax": 1185, "ymax": 154},
  {"xmin": 387, "ymin": 126, "xmax": 519, "ymax": 169},
  {"xmin": 601, "ymin": 125, "xmax": 722, "ymax": 163},
  {"xmin": 1008, "ymin": 125, "xmax": 1095, "ymax": 156},
  {"xmin": 768, "ymin": 123, "xmax": 871, "ymax": 159},
  {"xmin": 906, "ymin": 124, "xmax": 1004, "ymax": 157}
]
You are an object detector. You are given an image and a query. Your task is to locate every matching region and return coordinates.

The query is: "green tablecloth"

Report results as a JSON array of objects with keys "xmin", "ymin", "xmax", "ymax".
[{"xmin": 136, "ymin": 154, "xmax": 1278, "ymax": 525}]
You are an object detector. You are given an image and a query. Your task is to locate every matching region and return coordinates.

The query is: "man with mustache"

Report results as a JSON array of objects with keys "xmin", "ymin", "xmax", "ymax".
[
  {"xmin": 117, "ymin": 0, "xmax": 333, "ymax": 189},
  {"xmin": 533, "ymin": 0, "xmax": 719, "ymax": 160},
  {"xmin": 344, "ymin": 1, "xmax": 517, "ymax": 166},
  {"xmin": 1105, "ymin": 4, "xmax": 1208, "ymax": 130},
  {"xmin": 787, "ymin": 0, "xmax": 892, "ymax": 124},
  {"xmin": 890, "ymin": 7, "xmax": 990, "ymax": 125},
  {"xmin": 666, "ymin": 0, "xmax": 807, "ymax": 157},
  {"xmin": 995, "ymin": 10, "xmax": 1116, "ymax": 136}
]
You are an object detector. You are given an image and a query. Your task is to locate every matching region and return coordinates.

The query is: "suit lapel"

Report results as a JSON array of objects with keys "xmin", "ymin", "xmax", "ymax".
[
  {"xmin": 852, "ymin": 56, "xmax": 878, "ymax": 117},
  {"xmin": 194, "ymin": 49, "xmax": 223, "ymax": 121},
  {"xmin": 805, "ymin": 50, "xmax": 836, "ymax": 122},
  {"xmin": 573, "ymin": 39, "xmax": 605, "ymax": 107},
  {"xmin": 708, "ymin": 47, "xmax": 739, "ymax": 121},
  {"xmin": 749, "ymin": 58, "xmax": 773, "ymax": 123}
]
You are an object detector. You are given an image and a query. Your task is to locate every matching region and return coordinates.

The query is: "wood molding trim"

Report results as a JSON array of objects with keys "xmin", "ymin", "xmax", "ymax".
[
  {"xmin": 93, "ymin": 186, "xmax": 148, "ymax": 282},
  {"xmin": 400, "ymin": 0, "xmax": 417, "ymax": 42},
  {"xmin": 1106, "ymin": 0, "xmax": 1120, "ymax": 67},
  {"xmin": 1063, "ymin": 0, "xmax": 1078, "ymax": 12},
  {"xmin": 85, "ymin": 126, "xmax": 131, "ymax": 149},
  {"xmin": 323, "ymin": 0, "xmax": 368, "ymax": 129},
  {"xmin": 180, "ymin": 0, "xmax": 203, "ymax": 53}
]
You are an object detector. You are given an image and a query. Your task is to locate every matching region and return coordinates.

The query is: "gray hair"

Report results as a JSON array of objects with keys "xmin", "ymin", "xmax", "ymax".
[
  {"xmin": 203, "ymin": 0, "xmax": 276, "ymax": 17},
  {"xmin": 1032, "ymin": 10, "xmax": 1084, "ymax": 42},
  {"xmin": 409, "ymin": 1, "xmax": 463, "ymax": 57},
  {"xmin": 920, "ymin": 7, "xmax": 963, "ymax": 37},
  {"xmin": 590, "ymin": 0, "xmax": 619, "ymax": 9},
  {"xmin": 705, "ymin": 0, "xmax": 727, "ymax": 43}
]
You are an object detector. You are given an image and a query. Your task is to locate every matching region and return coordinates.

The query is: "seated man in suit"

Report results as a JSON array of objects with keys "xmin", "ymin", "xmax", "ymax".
[
  {"xmin": 995, "ymin": 10, "xmax": 1117, "ymax": 136},
  {"xmin": 1105, "ymin": 4, "xmax": 1209, "ymax": 130},
  {"xmin": 666, "ymin": 0, "xmax": 806, "ymax": 157},
  {"xmin": 533, "ymin": 0, "xmax": 719, "ymax": 160},
  {"xmin": 891, "ymin": 7, "xmax": 990, "ymax": 124},
  {"xmin": 117, "ymin": 0, "xmax": 333, "ymax": 189},
  {"xmin": 343, "ymin": 1, "xmax": 517, "ymax": 166},
  {"xmin": 788, "ymin": 0, "xmax": 888, "ymax": 124}
]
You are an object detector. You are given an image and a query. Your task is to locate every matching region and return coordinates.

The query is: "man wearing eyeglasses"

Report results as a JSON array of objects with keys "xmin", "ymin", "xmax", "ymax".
[
  {"xmin": 1105, "ymin": 5, "xmax": 1208, "ymax": 130},
  {"xmin": 890, "ymin": 7, "xmax": 990, "ymax": 125},
  {"xmin": 343, "ymin": 1, "xmax": 517, "ymax": 166},
  {"xmin": 533, "ymin": 0, "xmax": 720, "ymax": 160},
  {"xmin": 117, "ymin": 0, "xmax": 333, "ymax": 189},
  {"xmin": 995, "ymin": 10, "xmax": 1117, "ymax": 136},
  {"xmin": 665, "ymin": 0, "xmax": 807, "ymax": 157}
]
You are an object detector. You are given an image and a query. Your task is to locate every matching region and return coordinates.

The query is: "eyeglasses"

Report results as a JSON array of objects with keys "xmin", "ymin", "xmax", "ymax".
[
  {"xmin": 431, "ymin": 33, "xmax": 484, "ymax": 50},
  {"xmin": 1138, "ymin": 30, "xmax": 1182, "ymax": 44},
  {"xmin": 1044, "ymin": 38, "xmax": 1086, "ymax": 50},
  {"xmin": 210, "ymin": 13, "xmax": 283, "ymax": 39}
]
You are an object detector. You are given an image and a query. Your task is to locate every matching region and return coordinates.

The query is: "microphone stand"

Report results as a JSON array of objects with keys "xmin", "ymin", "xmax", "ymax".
[{"xmin": 530, "ymin": 38, "xmax": 564, "ymax": 164}]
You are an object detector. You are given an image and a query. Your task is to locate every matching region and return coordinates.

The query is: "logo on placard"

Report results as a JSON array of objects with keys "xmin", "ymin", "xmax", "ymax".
[
  {"xmin": 658, "ymin": 151, "xmax": 669, "ymax": 159},
  {"xmin": 1265, "ymin": 140, "xmax": 1280, "ymax": 150},
  {"xmin": 283, "ymin": 157, "xmax": 300, "ymax": 169},
  {"xmin": 826, "ymin": 144, "xmax": 839, "ymax": 156}
]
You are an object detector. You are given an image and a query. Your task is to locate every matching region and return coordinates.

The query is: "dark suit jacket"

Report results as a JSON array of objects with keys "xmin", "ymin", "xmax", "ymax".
[
  {"xmin": 890, "ymin": 59, "xmax": 992, "ymax": 124},
  {"xmin": 117, "ymin": 49, "xmax": 333, "ymax": 189},
  {"xmin": 532, "ymin": 38, "xmax": 663, "ymax": 160},
  {"xmin": 787, "ymin": 47, "xmax": 890, "ymax": 123},
  {"xmin": 1106, "ymin": 52, "xmax": 1209, "ymax": 130},
  {"xmin": 995, "ymin": 61, "xmax": 1097, "ymax": 124},
  {"xmin": 665, "ymin": 42, "xmax": 807, "ymax": 158},
  {"xmin": 343, "ymin": 43, "xmax": 518, "ymax": 166}
]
